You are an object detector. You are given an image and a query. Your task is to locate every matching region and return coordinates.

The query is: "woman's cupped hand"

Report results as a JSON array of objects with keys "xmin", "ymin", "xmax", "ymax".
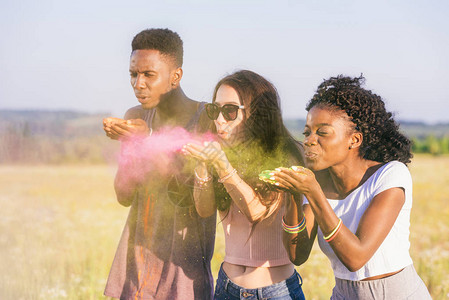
[
  {"xmin": 182, "ymin": 141, "xmax": 230, "ymax": 171},
  {"xmin": 271, "ymin": 166, "xmax": 320, "ymax": 197}
]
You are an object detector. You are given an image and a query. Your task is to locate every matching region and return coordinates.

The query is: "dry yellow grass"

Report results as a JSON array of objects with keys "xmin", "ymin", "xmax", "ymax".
[{"xmin": 0, "ymin": 155, "xmax": 447, "ymax": 299}]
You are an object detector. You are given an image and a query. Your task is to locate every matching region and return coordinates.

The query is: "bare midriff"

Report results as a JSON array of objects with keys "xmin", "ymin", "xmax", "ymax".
[
  {"xmin": 222, "ymin": 261, "xmax": 295, "ymax": 289},
  {"xmin": 361, "ymin": 268, "xmax": 404, "ymax": 281}
]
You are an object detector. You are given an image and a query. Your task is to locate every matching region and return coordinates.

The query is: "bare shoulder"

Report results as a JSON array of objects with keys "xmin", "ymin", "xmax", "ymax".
[{"xmin": 124, "ymin": 105, "xmax": 146, "ymax": 119}]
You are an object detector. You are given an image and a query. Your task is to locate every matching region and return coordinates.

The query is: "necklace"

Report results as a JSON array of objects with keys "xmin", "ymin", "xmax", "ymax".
[{"xmin": 144, "ymin": 108, "xmax": 156, "ymax": 136}]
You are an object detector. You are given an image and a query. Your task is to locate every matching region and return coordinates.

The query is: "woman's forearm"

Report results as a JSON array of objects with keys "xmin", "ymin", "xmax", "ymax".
[
  {"xmin": 303, "ymin": 188, "xmax": 373, "ymax": 271},
  {"xmin": 193, "ymin": 183, "xmax": 216, "ymax": 218},
  {"xmin": 303, "ymin": 188, "xmax": 340, "ymax": 234},
  {"xmin": 193, "ymin": 163, "xmax": 217, "ymax": 218},
  {"xmin": 307, "ymin": 188, "xmax": 406, "ymax": 272},
  {"xmin": 220, "ymin": 169, "xmax": 276, "ymax": 223},
  {"xmin": 283, "ymin": 198, "xmax": 316, "ymax": 265}
]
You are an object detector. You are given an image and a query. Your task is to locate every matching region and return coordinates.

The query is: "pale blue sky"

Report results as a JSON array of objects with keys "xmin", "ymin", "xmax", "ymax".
[{"xmin": 1, "ymin": 0, "xmax": 448, "ymax": 123}]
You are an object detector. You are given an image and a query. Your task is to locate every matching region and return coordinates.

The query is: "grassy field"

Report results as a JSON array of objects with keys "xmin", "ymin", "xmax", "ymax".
[{"xmin": 0, "ymin": 154, "xmax": 448, "ymax": 299}]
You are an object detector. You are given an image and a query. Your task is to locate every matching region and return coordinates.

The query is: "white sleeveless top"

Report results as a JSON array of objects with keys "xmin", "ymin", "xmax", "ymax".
[{"xmin": 304, "ymin": 161, "xmax": 413, "ymax": 280}]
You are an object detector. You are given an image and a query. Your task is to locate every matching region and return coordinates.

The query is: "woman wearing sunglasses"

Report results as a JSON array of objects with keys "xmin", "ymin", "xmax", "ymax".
[{"xmin": 183, "ymin": 70, "xmax": 306, "ymax": 299}]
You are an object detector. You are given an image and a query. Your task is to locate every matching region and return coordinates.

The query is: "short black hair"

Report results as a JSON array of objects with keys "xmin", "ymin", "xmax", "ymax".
[
  {"xmin": 306, "ymin": 75, "xmax": 412, "ymax": 165},
  {"xmin": 131, "ymin": 28, "xmax": 183, "ymax": 67}
]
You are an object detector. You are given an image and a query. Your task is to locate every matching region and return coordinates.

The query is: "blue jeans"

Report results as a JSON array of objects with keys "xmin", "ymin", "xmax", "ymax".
[{"xmin": 214, "ymin": 264, "xmax": 306, "ymax": 300}]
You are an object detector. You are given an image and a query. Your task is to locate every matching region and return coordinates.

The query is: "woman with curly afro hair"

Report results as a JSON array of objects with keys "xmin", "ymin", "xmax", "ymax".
[{"xmin": 271, "ymin": 75, "xmax": 431, "ymax": 299}]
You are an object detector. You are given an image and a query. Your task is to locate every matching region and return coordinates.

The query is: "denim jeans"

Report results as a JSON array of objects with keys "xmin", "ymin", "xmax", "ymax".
[{"xmin": 214, "ymin": 264, "xmax": 306, "ymax": 300}]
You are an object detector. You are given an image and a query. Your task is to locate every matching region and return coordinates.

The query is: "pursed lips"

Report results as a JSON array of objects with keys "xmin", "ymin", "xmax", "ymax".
[
  {"xmin": 304, "ymin": 151, "xmax": 318, "ymax": 159},
  {"xmin": 135, "ymin": 95, "xmax": 150, "ymax": 102},
  {"xmin": 216, "ymin": 128, "xmax": 230, "ymax": 137}
]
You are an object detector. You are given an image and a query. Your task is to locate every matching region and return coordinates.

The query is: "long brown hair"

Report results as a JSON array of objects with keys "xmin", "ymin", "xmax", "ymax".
[{"xmin": 211, "ymin": 70, "xmax": 303, "ymax": 219}]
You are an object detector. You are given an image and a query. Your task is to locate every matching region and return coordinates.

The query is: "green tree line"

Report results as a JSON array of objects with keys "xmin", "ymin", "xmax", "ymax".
[
  {"xmin": 1, "ymin": 113, "xmax": 448, "ymax": 164},
  {"xmin": 0, "ymin": 122, "xmax": 119, "ymax": 164},
  {"xmin": 412, "ymin": 136, "xmax": 449, "ymax": 155},
  {"xmin": 1, "ymin": 128, "xmax": 448, "ymax": 165}
]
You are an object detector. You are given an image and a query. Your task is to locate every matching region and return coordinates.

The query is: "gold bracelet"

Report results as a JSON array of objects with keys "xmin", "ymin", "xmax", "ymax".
[
  {"xmin": 194, "ymin": 169, "xmax": 212, "ymax": 183},
  {"xmin": 218, "ymin": 168, "xmax": 237, "ymax": 183}
]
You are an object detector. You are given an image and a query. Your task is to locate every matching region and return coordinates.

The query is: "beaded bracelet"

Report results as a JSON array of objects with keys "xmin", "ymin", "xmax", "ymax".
[
  {"xmin": 218, "ymin": 168, "xmax": 237, "ymax": 183},
  {"xmin": 323, "ymin": 218, "xmax": 342, "ymax": 242},
  {"xmin": 282, "ymin": 215, "xmax": 306, "ymax": 234},
  {"xmin": 194, "ymin": 169, "xmax": 212, "ymax": 184}
]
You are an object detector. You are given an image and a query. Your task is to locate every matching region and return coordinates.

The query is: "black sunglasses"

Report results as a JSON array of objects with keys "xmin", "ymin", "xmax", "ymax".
[{"xmin": 205, "ymin": 103, "xmax": 245, "ymax": 121}]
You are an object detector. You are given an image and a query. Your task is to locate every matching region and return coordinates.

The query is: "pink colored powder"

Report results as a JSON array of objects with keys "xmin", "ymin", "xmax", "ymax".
[{"xmin": 118, "ymin": 127, "xmax": 215, "ymax": 183}]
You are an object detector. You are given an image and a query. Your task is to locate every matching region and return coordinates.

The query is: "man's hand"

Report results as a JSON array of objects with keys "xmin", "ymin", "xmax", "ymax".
[{"xmin": 103, "ymin": 117, "xmax": 150, "ymax": 140}]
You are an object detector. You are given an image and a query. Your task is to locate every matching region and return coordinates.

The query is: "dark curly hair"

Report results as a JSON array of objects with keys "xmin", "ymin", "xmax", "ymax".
[
  {"xmin": 131, "ymin": 28, "xmax": 183, "ymax": 67},
  {"xmin": 306, "ymin": 75, "xmax": 412, "ymax": 165}
]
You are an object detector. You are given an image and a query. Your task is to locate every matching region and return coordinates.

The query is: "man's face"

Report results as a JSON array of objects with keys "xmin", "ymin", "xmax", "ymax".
[{"xmin": 129, "ymin": 49, "xmax": 177, "ymax": 109}]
